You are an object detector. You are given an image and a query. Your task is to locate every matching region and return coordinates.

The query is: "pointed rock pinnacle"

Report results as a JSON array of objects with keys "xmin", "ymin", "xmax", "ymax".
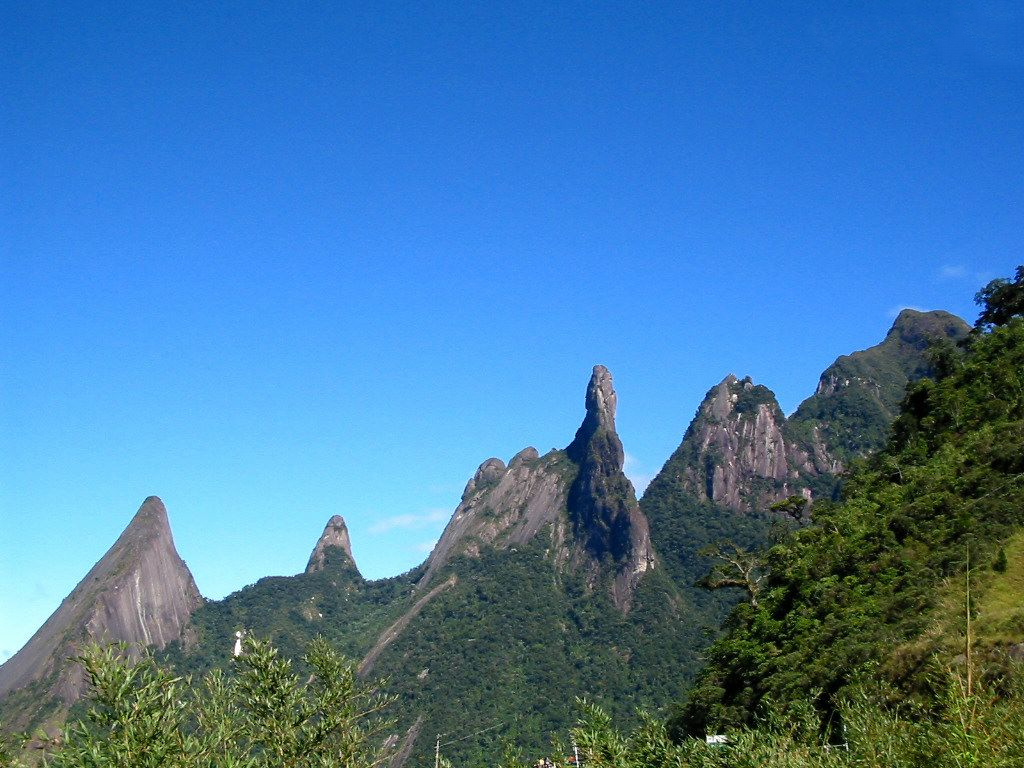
[
  {"xmin": 566, "ymin": 364, "xmax": 620, "ymax": 464},
  {"xmin": 306, "ymin": 515, "xmax": 358, "ymax": 574}
]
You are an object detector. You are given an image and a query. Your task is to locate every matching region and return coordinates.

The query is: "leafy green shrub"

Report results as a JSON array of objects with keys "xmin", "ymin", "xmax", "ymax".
[{"xmin": 32, "ymin": 636, "xmax": 393, "ymax": 768}]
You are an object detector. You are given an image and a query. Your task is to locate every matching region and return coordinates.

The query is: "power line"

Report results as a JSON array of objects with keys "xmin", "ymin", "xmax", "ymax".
[{"xmin": 439, "ymin": 721, "xmax": 505, "ymax": 748}]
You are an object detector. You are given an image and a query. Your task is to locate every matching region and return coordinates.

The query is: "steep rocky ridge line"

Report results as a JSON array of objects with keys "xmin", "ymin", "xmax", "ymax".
[
  {"xmin": 0, "ymin": 497, "xmax": 203, "ymax": 727},
  {"xmin": 415, "ymin": 364, "xmax": 656, "ymax": 611},
  {"xmin": 658, "ymin": 309, "xmax": 970, "ymax": 515},
  {"xmin": 416, "ymin": 448, "xmax": 572, "ymax": 591},
  {"xmin": 789, "ymin": 308, "xmax": 970, "ymax": 466}
]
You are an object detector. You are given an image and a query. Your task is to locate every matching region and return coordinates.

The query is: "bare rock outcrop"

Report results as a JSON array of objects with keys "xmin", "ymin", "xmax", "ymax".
[
  {"xmin": 676, "ymin": 375, "xmax": 816, "ymax": 512},
  {"xmin": 565, "ymin": 365, "xmax": 656, "ymax": 610},
  {"xmin": 418, "ymin": 447, "xmax": 572, "ymax": 589},
  {"xmin": 418, "ymin": 365, "xmax": 656, "ymax": 612},
  {"xmin": 655, "ymin": 310, "xmax": 971, "ymax": 516},
  {"xmin": 0, "ymin": 497, "xmax": 203, "ymax": 716},
  {"xmin": 306, "ymin": 515, "xmax": 359, "ymax": 575}
]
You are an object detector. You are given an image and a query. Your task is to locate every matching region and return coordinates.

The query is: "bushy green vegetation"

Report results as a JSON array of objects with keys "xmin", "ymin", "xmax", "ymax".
[
  {"xmin": 554, "ymin": 665, "xmax": 1024, "ymax": 768},
  {"xmin": 2, "ymin": 637, "xmax": 393, "ymax": 768},
  {"xmin": 640, "ymin": 452, "xmax": 774, "ymax": 630},
  {"xmin": 163, "ymin": 528, "xmax": 704, "ymax": 767},
  {"xmin": 161, "ymin": 560, "xmax": 422, "ymax": 680},
  {"xmin": 671, "ymin": 277, "xmax": 1024, "ymax": 737}
]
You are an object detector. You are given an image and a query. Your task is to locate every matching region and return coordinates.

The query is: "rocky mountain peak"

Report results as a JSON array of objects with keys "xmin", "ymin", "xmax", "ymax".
[
  {"xmin": 0, "ymin": 497, "xmax": 203, "ymax": 723},
  {"xmin": 667, "ymin": 375, "xmax": 823, "ymax": 513},
  {"xmin": 415, "ymin": 366, "xmax": 656, "ymax": 611},
  {"xmin": 564, "ymin": 366, "xmax": 655, "ymax": 610},
  {"xmin": 306, "ymin": 515, "xmax": 358, "ymax": 575},
  {"xmin": 567, "ymin": 365, "xmax": 619, "ymax": 462}
]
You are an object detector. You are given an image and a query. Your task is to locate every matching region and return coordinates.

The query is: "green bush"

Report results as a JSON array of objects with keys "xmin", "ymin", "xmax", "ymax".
[
  {"xmin": 22, "ymin": 636, "xmax": 393, "ymax": 768},
  {"xmin": 567, "ymin": 664, "xmax": 1024, "ymax": 768}
]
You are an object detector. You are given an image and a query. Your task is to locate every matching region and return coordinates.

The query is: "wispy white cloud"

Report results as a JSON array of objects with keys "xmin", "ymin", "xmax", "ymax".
[
  {"xmin": 939, "ymin": 264, "xmax": 968, "ymax": 280},
  {"xmin": 368, "ymin": 508, "xmax": 450, "ymax": 535},
  {"xmin": 624, "ymin": 452, "xmax": 654, "ymax": 496},
  {"xmin": 0, "ymin": 649, "xmax": 11, "ymax": 663},
  {"xmin": 413, "ymin": 540, "xmax": 437, "ymax": 554}
]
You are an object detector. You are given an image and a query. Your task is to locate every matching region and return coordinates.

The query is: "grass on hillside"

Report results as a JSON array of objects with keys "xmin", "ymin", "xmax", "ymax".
[
  {"xmin": 975, "ymin": 530, "xmax": 1024, "ymax": 646},
  {"xmin": 903, "ymin": 530, "xmax": 1024, "ymax": 672}
]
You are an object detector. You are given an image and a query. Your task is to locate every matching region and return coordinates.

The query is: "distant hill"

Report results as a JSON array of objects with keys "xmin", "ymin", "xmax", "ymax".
[{"xmin": 787, "ymin": 308, "xmax": 970, "ymax": 467}]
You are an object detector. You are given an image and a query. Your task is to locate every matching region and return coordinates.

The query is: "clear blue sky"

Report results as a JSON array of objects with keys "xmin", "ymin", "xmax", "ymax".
[{"xmin": 2, "ymin": 2, "xmax": 1021, "ymax": 661}]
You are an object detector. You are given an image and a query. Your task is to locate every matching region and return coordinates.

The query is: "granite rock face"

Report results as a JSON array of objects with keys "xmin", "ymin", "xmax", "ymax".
[
  {"xmin": 0, "ymin": 497, "xmax": 203, "ymax": 712},
  {"xmin": 674, "ymin": 375, "xmax": 815, "ymax": 513},
  {"xmin": 659, "ymin": 310, "xmax": 970, "ymax": 515},
  {"xmin": 306, "ymin": 515, "xmax": 358, "ymax": 575},
  {"xmin": 419, "ymin": 365, "xmax": 655, "ymax": 611},
  {"xmin": 418, "ymin": 447, "xmax": 572, "ymax": 589},
  {"xmin": 565, "ymin": 365, "xmax": 656, "ymax": 610}
]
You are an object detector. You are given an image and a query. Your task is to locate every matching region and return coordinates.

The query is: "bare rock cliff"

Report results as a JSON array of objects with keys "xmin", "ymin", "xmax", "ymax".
[
  {"xmin": 565, "ymin": 365, "xmax": 656, "ymax": 610},
  {"xmin": 306, "ymin": 515, "xmax": 359, "ymax": 575},
  {"xmin": 0, "ymin": 497, "xmax": 203, "ymax": 711},
  {"xmin": 652, "ymin": 310, "xmax": 970, "ymax": 516},
  {"xmin": 417, "ymin": 365, "xmax": 656, "ymax": 611},
  {"xmin": 418, "ymin": 446, "xmax": 574, "ymax": 589},
  {"xmin": 675, "ymin": 375, "xmax": 818, "ymax": 513}
]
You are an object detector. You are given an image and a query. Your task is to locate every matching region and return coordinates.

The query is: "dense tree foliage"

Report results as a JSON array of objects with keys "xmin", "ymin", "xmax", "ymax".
[
  {"xmin": 371, "ymin": 538, "xmax": 704, "ymax": 767},
  {"xmin": 975, "ymin": 265, "xmax": 1024, "ymax": 330},
  {"xmin": 671, "ymin": 274, "xmax": 1024, "ymax": 737},
  {"xmin": 555, "ymin": 666, "xmax": 1024, "ymax": 768},
  {"xmin": 1, "ymin": 637, "xmax": 392, "ymax": 768},
  {"xmin": 159, "ymin": 529, "xmax": 705, "ymax": 767}
]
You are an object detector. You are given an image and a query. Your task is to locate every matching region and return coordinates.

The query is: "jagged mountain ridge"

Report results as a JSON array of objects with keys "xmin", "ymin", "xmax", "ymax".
[
  {"xmin": 417, "ymin": 365, "xmax": 655, "ymax": 609},
  {"xmin": 157, "ymin": 365, "xmax": 689, "ymax": 766},
  {"xmin": 654, "ymin": 309, "xmax": 970, "ymax": 516},
  {"xmin": 0, "ymin": 311, "xmax": 970, "ymax": 754},
  {"xmin": 639, "ymin": 309, "xmax": 969, "ymax": 635},
  {"xmin": 0, "ymin": 497, "xmax": 203, "ymax": 730}
]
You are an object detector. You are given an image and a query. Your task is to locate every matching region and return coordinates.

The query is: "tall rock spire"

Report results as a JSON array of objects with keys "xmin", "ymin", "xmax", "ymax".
[{"xmin": 565, "ymin": 365, "xmax": 655, "ymax": 610}]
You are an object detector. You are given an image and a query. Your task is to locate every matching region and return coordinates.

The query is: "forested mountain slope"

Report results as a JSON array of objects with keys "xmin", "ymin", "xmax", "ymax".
[
  {"xmin": 672, "ymin": 275, "xmax": 1024, "ymax": 737},
  {"xmin": 0, "ymin": 305, "xmax": 974, "ymax": 762},
  {"xmin": 640, "ymin": 310, "xmax": 967, "ymax": 632},
  {"xmin": 163, "ymin": 366, "xmax": 695, "ymax": 766}
]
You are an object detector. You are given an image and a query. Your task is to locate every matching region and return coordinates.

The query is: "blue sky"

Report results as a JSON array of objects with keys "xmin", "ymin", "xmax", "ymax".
[{"xmin": 1, "ymin": 2, "xmax": 1021, "ymax": 661}]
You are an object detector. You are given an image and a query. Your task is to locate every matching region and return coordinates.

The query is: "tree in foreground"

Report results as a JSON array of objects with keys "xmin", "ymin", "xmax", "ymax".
[
  {"xmin": 14, "ymin": 635, "xmax": 394, "ymax": 768},
  {"xmin": 563, "ymin": 664, "xmax": 1024, "ymax": 768}
]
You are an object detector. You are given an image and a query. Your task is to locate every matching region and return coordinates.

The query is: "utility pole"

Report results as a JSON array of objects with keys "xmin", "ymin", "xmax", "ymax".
[{"xmin": 966, "ymin": 543, "xmax": 973, "ymax": 696}]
